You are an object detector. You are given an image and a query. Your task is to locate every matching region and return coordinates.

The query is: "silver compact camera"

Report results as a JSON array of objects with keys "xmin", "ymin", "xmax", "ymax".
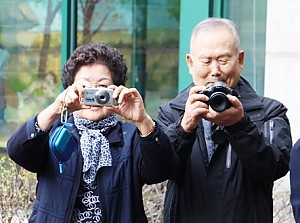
[{"xmin": 83, "ymin": 88, "xmax": 114, "ymax": 106}]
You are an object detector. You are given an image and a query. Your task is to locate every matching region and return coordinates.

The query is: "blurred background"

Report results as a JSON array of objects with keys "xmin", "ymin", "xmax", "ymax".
[{"xmin": 0, "ymin": 0, "xmax": 298, "ymax": 222}]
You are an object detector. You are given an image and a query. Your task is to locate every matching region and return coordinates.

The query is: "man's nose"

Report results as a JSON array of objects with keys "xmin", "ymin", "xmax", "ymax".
[{"xmin": 210, "ymin": 60, "xmax": 221, "ymax": 76}]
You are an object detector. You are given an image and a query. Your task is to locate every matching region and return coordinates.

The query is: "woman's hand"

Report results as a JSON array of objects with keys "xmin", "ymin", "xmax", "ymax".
[
  {"xmin": 107, "ymin": 85, "xmax": 155, "ymax": 136},
  {"xmin": 36, "ymin": 83, "xmax": 90, "ymax": 131}
]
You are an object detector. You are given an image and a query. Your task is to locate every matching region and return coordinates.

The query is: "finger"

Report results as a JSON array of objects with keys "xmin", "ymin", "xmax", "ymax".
[
  {"xmin": 111, "ymin": 85, "xmax": 124, "ymax": 100},
  {"xmin": 67, "ymin": 85, "xmax": 81, "ymax": 103},
  {"xmin": 62, "ymin": 86, "xmax": 80, "ymax": 110},
  {"xmin": 117, "ymin": 87, "xmax": 134, "ymax": 104},
  {"xmin": 227, "ymin": 94, "xmax": 240, "ymax": 107},
  {"xmin": 107, "ymin": 84, "xmax": 117, "ymax": 91},
  {"xmin": 72, "ymin": 83, "xmax": 85, "ymax": 101},
  {"xmin": 187, "ymin": 92, "xmax": 209, "ymax": 107},
  {"xmin": 190, "ymin": 85, "xmax": 206, "ymax": 95}
]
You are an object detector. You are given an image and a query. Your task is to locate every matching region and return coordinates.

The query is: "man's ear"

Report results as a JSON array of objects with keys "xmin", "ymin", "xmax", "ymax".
[
  {"xmin": 186, "ymin": 54, "xmax": 193, "ymax": 75},
  {"xmin": 238, "ymin": 50, "xmax": 245, "ymax": 71}
]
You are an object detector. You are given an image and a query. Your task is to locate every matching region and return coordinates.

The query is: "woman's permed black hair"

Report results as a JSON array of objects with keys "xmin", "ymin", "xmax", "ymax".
[{"xmin": 62, "ymin": 42, "xmax": 128, "ymax": 89}]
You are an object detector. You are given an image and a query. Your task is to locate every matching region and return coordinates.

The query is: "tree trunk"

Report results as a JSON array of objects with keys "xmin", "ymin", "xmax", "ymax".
[{"xmin": 38, "ymin": 1, "xmax": 61, "ymax": 79}]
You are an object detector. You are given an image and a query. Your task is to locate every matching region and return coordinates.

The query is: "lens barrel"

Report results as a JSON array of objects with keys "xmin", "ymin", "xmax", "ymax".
[
  {"xmin": 95, "ymin": 90, "xmax": 110, "ymax": 105},
  {"xmin": 209, "ymin": 92, "xmax": 231, "ymax": 112}
]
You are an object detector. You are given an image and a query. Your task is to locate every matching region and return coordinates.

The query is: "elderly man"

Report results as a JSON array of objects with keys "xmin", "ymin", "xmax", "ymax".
[{"xmin": 157, "ymin": 17, "xmax": 292, "ymax": 223}]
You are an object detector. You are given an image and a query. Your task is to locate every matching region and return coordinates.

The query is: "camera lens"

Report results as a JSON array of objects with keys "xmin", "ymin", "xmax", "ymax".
[
  {"xmin": 209, "ymin": 92, "xmax": 231, "ymax": 112},
  {"xmin": 95, "ymin": 90, "xmax": 110, "ymax": 105}
]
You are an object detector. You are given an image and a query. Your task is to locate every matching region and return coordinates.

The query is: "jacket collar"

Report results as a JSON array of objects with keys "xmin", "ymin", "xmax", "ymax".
[{"xmin": 235, "ymin": 77, "xmax": 263, "ymax": 111}]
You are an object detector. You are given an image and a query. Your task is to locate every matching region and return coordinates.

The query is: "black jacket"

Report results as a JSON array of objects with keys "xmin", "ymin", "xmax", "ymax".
[
  {"xmin": 7, "ymin": 115, "xmax": 179, "ymax": 223},
  {"xmin": 157, "ymin": 78, "xmax": 291, "ymax": 223}
]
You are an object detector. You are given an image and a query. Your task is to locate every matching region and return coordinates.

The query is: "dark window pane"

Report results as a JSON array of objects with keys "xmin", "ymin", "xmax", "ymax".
[
  {"xmin": 76, "ymin": 0, "xmax": 180, "ymax": 118},
  {"xmin": 225, "ymin": 0, "xmax": 267, "ymax": 95}
]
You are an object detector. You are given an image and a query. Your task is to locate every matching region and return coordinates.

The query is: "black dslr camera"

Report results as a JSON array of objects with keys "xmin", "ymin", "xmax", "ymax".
[{"xmin": 199, "ymin": 81, "xmax": 238, "ymax": 112}]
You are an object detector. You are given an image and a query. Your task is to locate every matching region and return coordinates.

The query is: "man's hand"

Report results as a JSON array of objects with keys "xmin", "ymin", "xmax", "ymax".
[
  {"xmin": 203, "ymin": 94, "xmax": 244, "ymax": 126},
  {"xmin": 181, "ymin": 86, "xmax": 244, "ymax": 132},
  {"xmin": 181, "ymin": 85, "xmax": 209, "ymax": 132}
]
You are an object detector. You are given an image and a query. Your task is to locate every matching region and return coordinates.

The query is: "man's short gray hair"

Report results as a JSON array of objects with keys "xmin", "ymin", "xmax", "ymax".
[{"xmin": 190, "ymin": 17, "xmax": 241, "ymax": 53}]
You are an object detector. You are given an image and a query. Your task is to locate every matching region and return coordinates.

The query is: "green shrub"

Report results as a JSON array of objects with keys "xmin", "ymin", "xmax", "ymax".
[{"xmin": 0, "ymin": 156, "xmax": 36, "ymax": 222}]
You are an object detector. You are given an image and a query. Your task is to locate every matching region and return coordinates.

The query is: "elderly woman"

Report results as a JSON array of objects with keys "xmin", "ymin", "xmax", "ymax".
[{"xmin": 7, "ymin": 42, "xmax": 178, "ymax": 223}]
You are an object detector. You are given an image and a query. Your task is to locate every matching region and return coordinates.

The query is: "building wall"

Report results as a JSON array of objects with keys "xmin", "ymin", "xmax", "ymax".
[
  {"xmin": 265, "ymin": 0, "xmax": 300, "ymax": 143},
  {"xmin": 265, "ymin": 1, "xmax": 300, "ymax": 202}
]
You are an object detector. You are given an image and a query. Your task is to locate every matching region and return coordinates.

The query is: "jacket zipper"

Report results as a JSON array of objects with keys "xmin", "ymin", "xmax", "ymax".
[
  {"xmin": 66, "ymin": 151, "xmax": 82, "ymax": 222},
  {"xmin": 269, "ymin": 119, "xmax": 274, "ymax": 145},
  {"xmin": 226, "ymin": 144, "xmax": 232, "ymax": 169},
  {"xmin": 98, "ymin": 171, "xmax": 107, "ymax": 222}
]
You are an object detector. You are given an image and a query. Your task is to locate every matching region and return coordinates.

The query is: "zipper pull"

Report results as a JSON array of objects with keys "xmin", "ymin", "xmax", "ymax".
[
  {"xmin": 59, "ymin": 162, "xmax": 63, "ymax": 174},
  {"xmin": 226, "ymin": 144, "xmax": 232, "ymax": 169},
  {"xmin": 269, "ymin": 120, "xmax": 274, "ymax": 145},
  {"xmin": 270, "ymin": 119, "xmax": 274, "ymax": 130}
]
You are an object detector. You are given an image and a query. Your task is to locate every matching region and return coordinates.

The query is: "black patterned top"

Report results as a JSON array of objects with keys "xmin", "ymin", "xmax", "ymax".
[{"xmin": 71, "ymin": 180, "xmax": 102, "ymax": 223}]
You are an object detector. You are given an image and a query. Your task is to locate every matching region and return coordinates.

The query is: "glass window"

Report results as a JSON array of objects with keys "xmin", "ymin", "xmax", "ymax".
[
  {"xmin": 0, "ymin": 0, "xmax": 62, "ymax": 148},
  {"xmin": 0, "ymin": 0, "xmax": 180, "ymax": 147},
  {"xmin": 225, "ymin": 0, "xmax": 267, "ymax": 95},
  {"xmin": 76, "ymin": 0, "xmax": 180, "ymax": 118}
]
